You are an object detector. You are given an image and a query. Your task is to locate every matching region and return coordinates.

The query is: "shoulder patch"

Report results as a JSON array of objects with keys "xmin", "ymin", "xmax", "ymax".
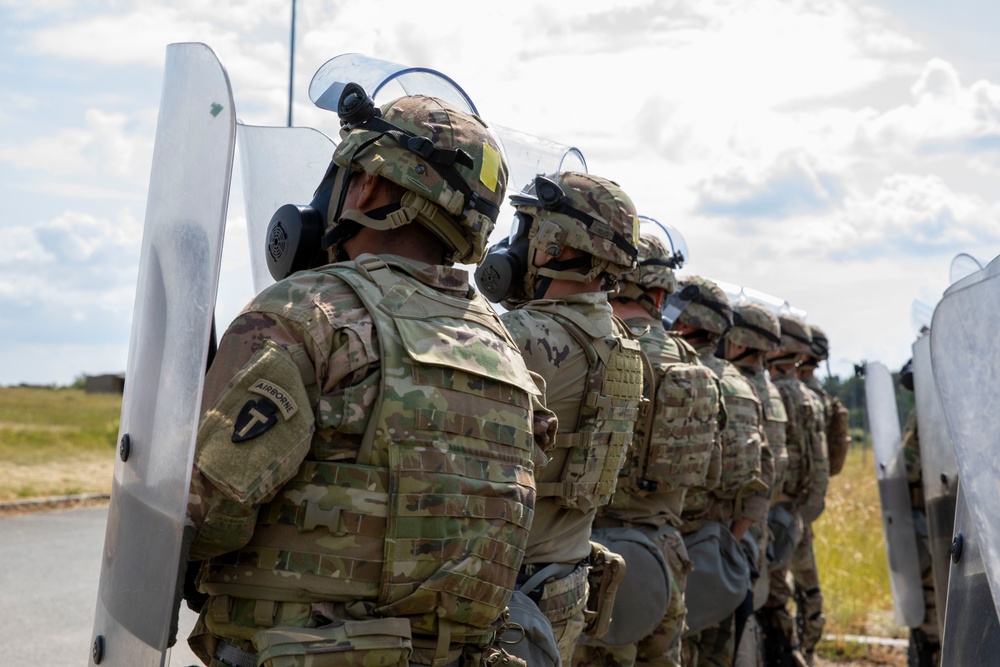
[
  {"xmin": 249, "ymin": 379, "xmax": 299, "ymax": 419},
  {"xmin": 232, "ymin": 397, "xmax": 280, "ymax": 443}
]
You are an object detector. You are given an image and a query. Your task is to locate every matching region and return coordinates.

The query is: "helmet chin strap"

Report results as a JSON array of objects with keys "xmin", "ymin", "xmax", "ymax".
[{"xmin": 531, "ymin": 255, "xmax": 594, "ymax": 300}]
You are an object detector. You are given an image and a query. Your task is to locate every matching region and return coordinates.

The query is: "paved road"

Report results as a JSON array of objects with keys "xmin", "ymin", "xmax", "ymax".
[{"xmin": 0, "ymin": 505, "xmax": 201, "ymax": 666}]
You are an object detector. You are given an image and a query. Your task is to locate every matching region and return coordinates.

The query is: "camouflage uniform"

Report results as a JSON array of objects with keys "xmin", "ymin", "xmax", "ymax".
[
  {"xmin": 502, "ymin": 293, "xmax": 644, "ymax": 665},
  {"xmin": 184, "ymin": 94, "xmax": 557, "ymax": 667},
  {"xmin": 683, "ymin": 344, "xmax": 771, "ymax": 667},
  {"xmin": 493, "ymin": 171, "xmax": 644, "ymax": 666},
  {"xmin": 575, "ymin": 318, "xmax": 720, "ymax": 667},
  {"xmin": 668, "ymin": 277, "xmax": 771, "ymax": 667},
  {"xmin": 760, "ymin": 317, "xmax": 828, "ymax": 667},
  {"xmin": 902, "ymin": 412, "xmax": 942, "ymax": 665},
  {"xmin": 722, "ymin": 303, "xmax": 785, "ymax": 667}
]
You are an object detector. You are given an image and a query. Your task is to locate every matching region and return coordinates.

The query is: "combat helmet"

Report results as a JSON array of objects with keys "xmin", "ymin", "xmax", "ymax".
[
  {"xmin": 807, "ymin": 324, "xmax": 829, "ymax": 361},
  {"xmin": 326, "ymin": 91, "xmax": 508, "ymax": 265},
  {"xmin": 513, "ymin": 171, "xmax": 639, "ymax": 297},
  {"xmin": 675, "ymin": 275, "xmax": 734, "ymax": 339},
  {"xmin": 617, "ymin": 217, "xmax": 687, "ymax": 316},
  {"xmin": 729, "ymin": 302, "xmax": 782, "ymax": 352}
]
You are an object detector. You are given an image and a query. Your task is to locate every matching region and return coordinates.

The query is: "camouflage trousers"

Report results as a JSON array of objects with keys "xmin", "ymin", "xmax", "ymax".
[
  {"xmin": 528, "ymin": 563, "xmax": 590, "ymax": 666},
  {"xmin": 911, "ymin": 508, "xmax": 941, "ymax": 665},
  {"xmin": 763, "ymin": 521, "xmax": 824, "ymax": 664},
  {"xmin": 682, "ymin": 613, "xmax": 736, "ymax": 667},
  {"xmin": 571, "ymin": 527, "xmax": 691, "ymax": 667}
]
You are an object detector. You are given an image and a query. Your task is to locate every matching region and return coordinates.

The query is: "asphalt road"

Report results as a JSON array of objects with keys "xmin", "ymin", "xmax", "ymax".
[{"xmin": 0, "ymin": 505, "xmax": 201, "ymax": 666}]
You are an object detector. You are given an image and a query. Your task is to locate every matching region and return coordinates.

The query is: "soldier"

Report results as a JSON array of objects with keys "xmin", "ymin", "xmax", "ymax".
[
  {"xmin": 721, "ymin": 302, "xmax": 786, "ymax": 666},
  {"xmin": 798, "ymin": 326, "xmax": 850, "ymax": 477},
  {"xmin": 673, "ymin": 276, "xmax": 772, "ymax": 667},
  {"xmin": 183, "ymin": 93, "xmax": 557, "ymax": 667},
  {"xmin": 573, "ymin": 228, "xmax": 723, "ymax": 667},
  {"xmin": 898, "ymin": 360, "xmax": 942, "ymax": 667},
  {"xmin": 478, "ymin": 171, "xmax": 645, "ymax": 665},
  {"xmin": 759, "ymin": 315, "xmax": 828, "ymax": 667}
]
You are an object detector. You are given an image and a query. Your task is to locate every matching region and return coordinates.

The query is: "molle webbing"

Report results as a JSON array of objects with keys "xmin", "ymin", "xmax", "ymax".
[
  {"xmin": 204, "ymin": 259, "xmax": 538, "ymax": 636},
  {"xmin": 633, "ymin": 349, "xmax": 720, "ymax": 493},
  {"xmin": 535, "ymin": 311, "xmax": 644, "ymax": 510},
  {"xmin": 716, "ymin": 367, "xmax": 764, "ymax": 498}
]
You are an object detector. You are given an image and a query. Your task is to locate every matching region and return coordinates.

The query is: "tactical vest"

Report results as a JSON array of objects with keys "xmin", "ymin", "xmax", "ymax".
[
  {"xmin": 747, "ymin": 368, "xmax": 788, "ymax": 494},
  {"xmin": 531, "ymin": 306, "xmax": 645, "ymax": 512},
  {"xmin": 775, "ymin": 377, "xmax": 823, "ymax": 499},
  {"xmin": 628, "ymin": 336, "xmax": 721, "ymax": 494},
  {"xmin": 200, "ymin": 257, "xmax": 539, "ymax": 635},
  {"xmin": 704, "ymin": 357, "xmax": 764, "ymax": 498}
]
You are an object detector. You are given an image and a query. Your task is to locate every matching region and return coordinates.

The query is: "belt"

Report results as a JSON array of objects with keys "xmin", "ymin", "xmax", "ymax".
[
  {"xmin": 516, "ymin": 561, "xmax": 580, "ymax": 603},
  {"xmin": 215, "ymin": 639, "xmax": 257, "ymax": 667}
]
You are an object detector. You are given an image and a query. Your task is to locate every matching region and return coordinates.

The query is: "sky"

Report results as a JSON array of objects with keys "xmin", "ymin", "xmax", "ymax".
[{"xmin": 3, "ymin": 0, "xmax": 1000, "ymax": 386}]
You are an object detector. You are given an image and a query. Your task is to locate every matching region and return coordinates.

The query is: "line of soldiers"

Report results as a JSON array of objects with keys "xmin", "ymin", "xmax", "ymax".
[{"xmin": 180, "ymin": 88, "xmax": 850, "ymax": 667}]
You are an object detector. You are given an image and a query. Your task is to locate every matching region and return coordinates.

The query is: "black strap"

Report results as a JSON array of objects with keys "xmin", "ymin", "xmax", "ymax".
[{"xmin": 732, "ymin": 311, "xmax": 781, "ymax": 346}]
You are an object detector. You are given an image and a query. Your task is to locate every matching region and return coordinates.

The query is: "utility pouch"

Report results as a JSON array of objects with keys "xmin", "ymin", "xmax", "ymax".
[
  {"xmin": 682, "ymin": 522, "xmax": 751, "ymax": 637},
  {"xmin": 252, "ymin": 618, "xmax": 412, "ymax": 667},
  {"xmin": 582, "ymin": 540, "xmax": 627, "ymax": 639},
  {"xmin": 581, "ymin": 526, "xmax": 670, "ymax": 647}
]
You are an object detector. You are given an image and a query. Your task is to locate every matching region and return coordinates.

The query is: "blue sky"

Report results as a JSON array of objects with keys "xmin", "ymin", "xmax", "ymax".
[{"xmin": 3, "ymin": 0, "xmax": 1000, "ymax": 385}]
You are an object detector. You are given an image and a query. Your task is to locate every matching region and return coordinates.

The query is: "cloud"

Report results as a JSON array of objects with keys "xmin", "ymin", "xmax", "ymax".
[{"xmin": 696, "ymin": 151, "xmax": 845, "ymax": 219}]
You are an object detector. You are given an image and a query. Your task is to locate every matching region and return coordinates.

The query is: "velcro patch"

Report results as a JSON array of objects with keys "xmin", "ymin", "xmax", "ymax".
[
  {"xmin": 232, "ymin": 398, "xmax": 280, "ymax": 443},
  {"xmin": 480, "ymin": 142, "xmax": 500, "ymax": 192},
  {"xmin": 249, "ymin": 379, "xmax": 299, "ymax": 420}
]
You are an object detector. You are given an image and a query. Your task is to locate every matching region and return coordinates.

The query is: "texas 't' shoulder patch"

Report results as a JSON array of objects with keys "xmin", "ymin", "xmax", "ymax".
[{"xmin": 232, "ymin": 397, "xmax": 280, "ymax": 443}]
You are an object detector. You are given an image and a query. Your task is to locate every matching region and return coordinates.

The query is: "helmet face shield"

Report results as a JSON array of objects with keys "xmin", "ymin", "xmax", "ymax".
[{"xmin": 637, "ymin": 216, "xmax": 688, "ymax": 269}]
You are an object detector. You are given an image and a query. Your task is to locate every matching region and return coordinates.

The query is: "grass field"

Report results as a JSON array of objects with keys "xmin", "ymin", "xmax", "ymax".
[
  {"xmin": 814, "ymin": 443, "xmax": 901, "ymax": 639},
  {"xmin": 0, "ymin": 387, "xmax": 120, "ymax": 500},
  {"xmin": 0, "ymin": 387, "xmax": 902, "ymax": 649}
]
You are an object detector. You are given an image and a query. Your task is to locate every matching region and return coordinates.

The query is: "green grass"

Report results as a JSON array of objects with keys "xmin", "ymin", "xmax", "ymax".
[
  {"xmin": 814, "ymin": 442, "xmax": 904, "ymax": 640},
  {"xmin": 0, "ymin": 387, "xmax": 121, "ymax": 500}
]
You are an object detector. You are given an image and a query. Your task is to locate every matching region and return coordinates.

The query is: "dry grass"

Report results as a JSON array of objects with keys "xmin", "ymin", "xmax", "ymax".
[
  {"xmin": 813, "ymin": 443, "xmax": 903, "ymax": 639},
  {"xmin": 0, "ymin": 387, "xmax": 120, "ymax": 500}
]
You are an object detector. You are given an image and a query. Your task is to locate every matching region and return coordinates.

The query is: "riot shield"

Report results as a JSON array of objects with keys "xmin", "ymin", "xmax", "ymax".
[
  {"xmin": 864, "ymin": 361, "xmax": 924, "ymax": 628},
  {"xmin": 930, "ymin": 254, "xmax": 1000, "ymax": 626},
  {"xmin": 309, "ymin": 53, "xmax": 478, "ymax": 114},
  {"xmin": 237, "ymin": 124, "xmax": 336, "ymax": 294},
  {"xmin": 90, "ymin": 42, "xmax": 234, "ymax": 667},
  {"xmin": 939, "ymin": 484, "xmax": 1000, "ymax": 665},
  {"xmin": 910, "ymin": 333, "xmax": 958, "ymax": 623}
]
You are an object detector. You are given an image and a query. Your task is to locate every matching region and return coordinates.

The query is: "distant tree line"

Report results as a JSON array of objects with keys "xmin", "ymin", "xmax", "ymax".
[{"xmin": 822, "ymin": 367, "xmax": 914, "ymax": 447}]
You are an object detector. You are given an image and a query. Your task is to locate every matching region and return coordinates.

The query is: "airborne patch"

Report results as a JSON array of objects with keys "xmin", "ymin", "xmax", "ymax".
[
  {"xmin": 249, "ymin": 379, "xmax": 299, "ymax": 419},
  {"xmin": 232, "ymin": 397, "xmax": 280, "ymax": 443}
]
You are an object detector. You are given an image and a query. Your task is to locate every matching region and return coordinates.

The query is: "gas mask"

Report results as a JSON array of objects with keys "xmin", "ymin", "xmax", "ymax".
[
  {"xmin": 474, "ymin": 212, "xmax": 533, "ymax": 303},
  {"xmin": 263, "ymin": 82, "xmax": 378, "ymax": 281}
]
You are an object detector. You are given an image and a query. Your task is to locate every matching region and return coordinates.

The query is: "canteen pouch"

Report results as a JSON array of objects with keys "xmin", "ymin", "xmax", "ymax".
[
  {"xmin": 503, "ymin": 591, "xmax": 561, "ymax": 667},
  {"xmin": 767, "ymin": 502, "xmax": 801, "ymax": 567},
  {"xmin": 582, "ymin": 526, "xmax": 669, "ymax": 646},
  {"xmin": 682, "ymin": 522, "xmax": 751, "ymax": 636},
  {"xmin": 252, "ymin": 618, "xmax": 412, "ymax": 667}
]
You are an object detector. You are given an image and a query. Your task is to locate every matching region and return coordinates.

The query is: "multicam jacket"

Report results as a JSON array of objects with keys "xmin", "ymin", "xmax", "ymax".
[
  {"xmin": 770, "ymin": 365, "xmax": 828, "ymax": 519},
  {"xmin": 601, "ymin": 316, "xmax": 722, "ymax": 529},
  {"xmin": 742, "ymin": 364, "xmax": 789, "ymax": 500},
  {"xmin": 187, "ymin": 254, "xmax": 551, "ymax": 639},
  {"xmin": 687, "ymin": 343, "xmax": 772, "ymax": 525},
  {"xmin": 501, "ymin": 292, "xmax": 644, "ymax": 565}
]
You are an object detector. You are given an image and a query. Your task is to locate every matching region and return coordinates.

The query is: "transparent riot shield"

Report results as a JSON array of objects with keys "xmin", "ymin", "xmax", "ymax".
[
  {"xmin": 911, "ymin": 333, "xmax": 958, "ymax": 622},
  {"xmin": 939, "ymin": 484, "xmax": 1000, "ymax": 665},
  {"xmin": 90, "ymin": 42, "xmax": 234, "ymax": 667},
  {"xmin": 237, "ymin": 124, "xmax": 336, "ymax": 294},
  {"xmin": 309, "ymin": 53, "xmax": 478, "ymax": 114},
  {"xmin": 493, "ymin": 125, "xmax": 587, "ymax": 201},
  {"xmin": 930, "ymin": 254, "xmax": 1000, "ymax": 628},
  {"xmin": 864, "ymin": 361, "xmax": 924, "ymax": 628}
]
